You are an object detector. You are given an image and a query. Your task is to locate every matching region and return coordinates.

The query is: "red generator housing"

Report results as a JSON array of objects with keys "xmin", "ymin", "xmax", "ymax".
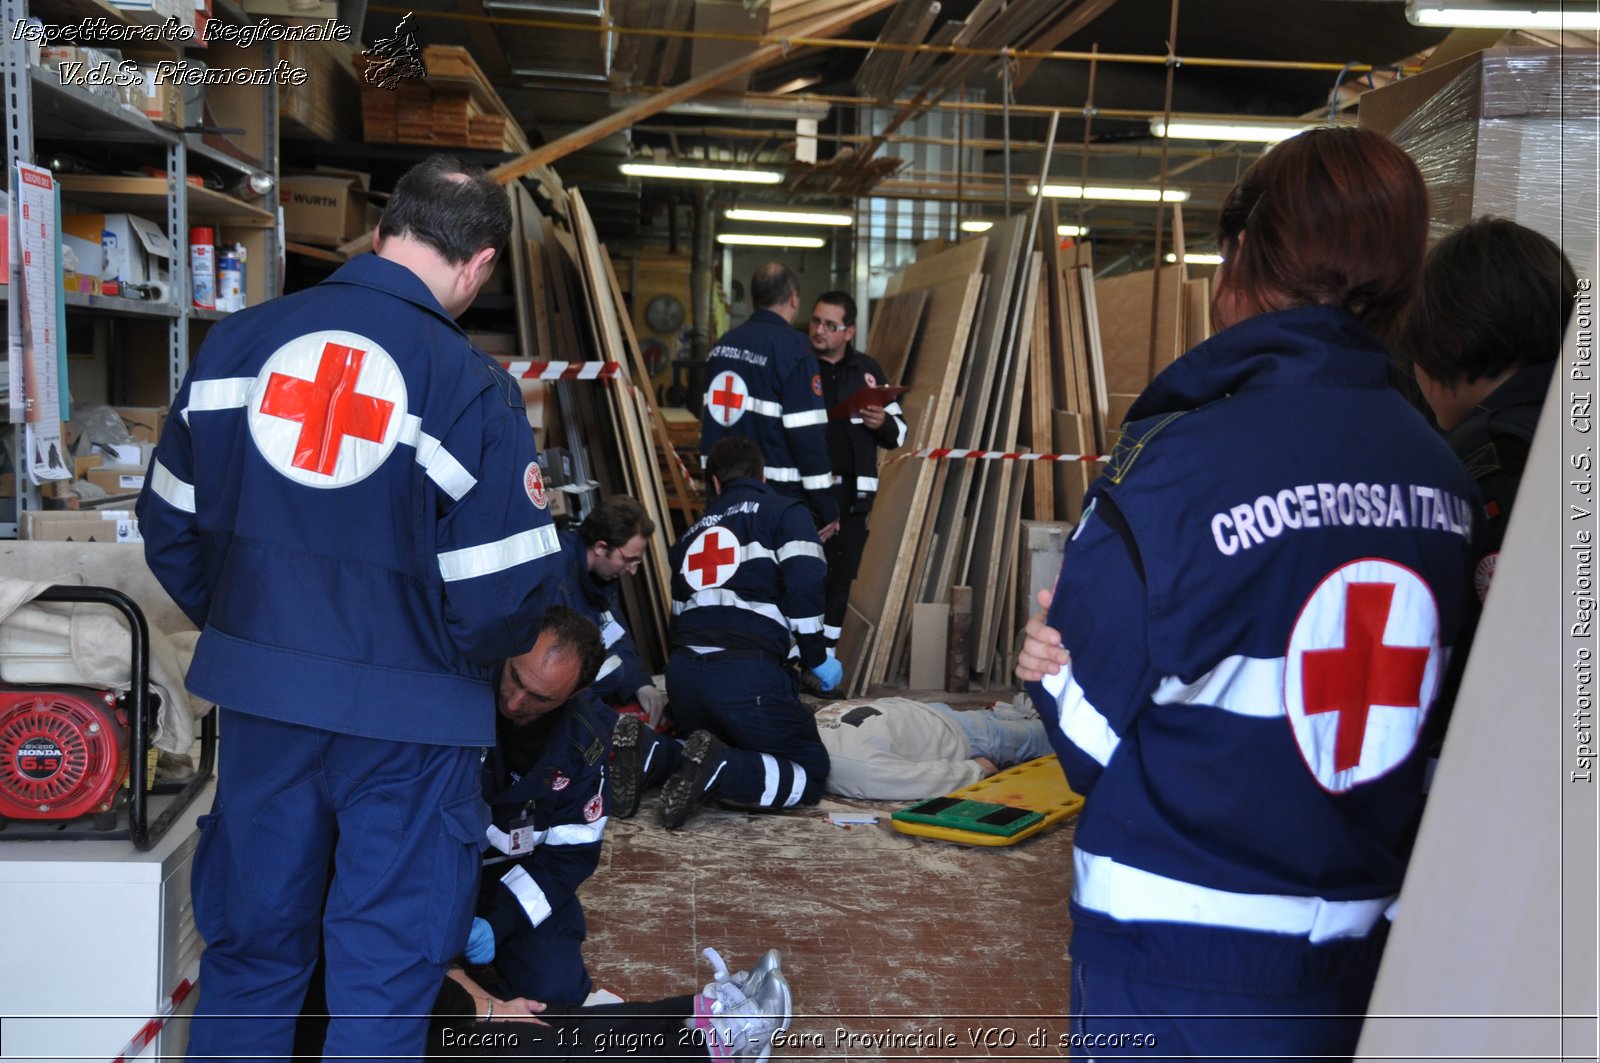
[{"xmin": 0, "ymin": 686, "xmax": 130, "ymax": 821}]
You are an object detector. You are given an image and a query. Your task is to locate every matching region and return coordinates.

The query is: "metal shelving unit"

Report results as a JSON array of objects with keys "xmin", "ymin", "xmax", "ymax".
[{"xmin": 2, "ymin": 0, "xmax": 279, "ymax": 536}]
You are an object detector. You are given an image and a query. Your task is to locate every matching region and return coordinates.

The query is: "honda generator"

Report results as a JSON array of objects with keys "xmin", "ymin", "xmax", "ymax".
[{"xmin": 0, "ymin": 586, "xmax": 213, "ymax": 850}]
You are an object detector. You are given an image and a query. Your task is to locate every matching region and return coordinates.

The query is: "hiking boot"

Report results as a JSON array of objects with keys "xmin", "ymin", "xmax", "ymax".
[
  {"xmin": 611, "ymin": 713, "xmax": 645, "ymax": 819},
  {"xmin": 660, "ymin": 729, "xmax": 727, "ymax": 830},
  {"xmin": 703, "ymin": 958, "xmax": 792, "ymax": 1062}
]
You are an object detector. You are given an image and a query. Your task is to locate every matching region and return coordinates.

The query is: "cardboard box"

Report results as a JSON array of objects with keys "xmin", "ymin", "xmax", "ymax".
[
  {"xmin": 112, "ymin": 406, "xmax": 168, "ymax": 443},
  {"xmin": 280, "ymin": 169, "xmax": 371, "ymax": 246},
  {"xmin": 61, "ymin": 213, "xmax": 172, "ymax": 290},
  {"xmin": 92, "ymin": 441, "xmax": 152, "ymax": 466},
  {"xmin": 134, "ymin": 65, "xmax": 183, "ymax": 128},
  {"xmin": 22, "ymin": 510, "xmax": 138, "ymax": 542},
  {"xmin": 86, "ymin": 465, "xmax": 147, "ymax": 494}
]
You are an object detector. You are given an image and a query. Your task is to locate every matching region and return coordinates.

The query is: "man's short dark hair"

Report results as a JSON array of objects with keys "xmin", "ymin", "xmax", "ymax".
[
  {"xmin": 539, "ymin": 604, "xmax": 606, "ymax": 690},
  {"xmin": 1400, "ymin": 216, "xmax": 1578, "ymax": 386},
  {"xmin": 577, "ymin": 496, "xmax": 656, "ymax": 550},
  {"xmin": 752, "ymin": 262, "xmax": 799, "ymax": 310},
  {"xmin": 815, "ymin": 290, "xmax": 857, "ymax": 328},
  {"xmin": 377, "ymin": 155, "xmax": 512, "ymax": 266},
  {"xmin": 706, "ymin": 437, "xmax": 764, "ymax": 489}
]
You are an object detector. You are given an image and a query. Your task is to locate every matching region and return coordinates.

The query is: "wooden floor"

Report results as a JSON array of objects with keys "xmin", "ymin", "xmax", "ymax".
[{"xmin": 581, "ymin": 695, "xmax": 1081, "ymax": 1061}]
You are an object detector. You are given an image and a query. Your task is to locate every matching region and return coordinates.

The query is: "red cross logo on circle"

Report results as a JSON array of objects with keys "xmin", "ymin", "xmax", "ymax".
[
  {"xmin": 259, "ymin": 341, "xmax": 395, "ymax": 476},
  {"xmin": 1301, "ymin": 582, "xmax": 1430, "ymax": 773},
  {"xmin": 684, "ymin": 527, "xmax": 739, "ymax": 590},
  {"xmin": 707, "ymin": 372, "xmax": 749, "ymax": 427},
  {"xmin": 1285, "ymin": 559, "xmax": 1439, "ymax": 793}
]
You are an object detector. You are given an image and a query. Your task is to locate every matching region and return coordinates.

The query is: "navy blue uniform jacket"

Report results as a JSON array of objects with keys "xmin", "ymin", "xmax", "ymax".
[{"xmin": 137, "ymin": 255, "xmax": 562, "ymax": 746}]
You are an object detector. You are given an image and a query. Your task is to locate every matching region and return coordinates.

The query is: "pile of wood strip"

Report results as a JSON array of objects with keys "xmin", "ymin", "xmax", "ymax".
[
  {"xmin": 499, "ymin": 182, "xmax": 695, "ymax": 672},
  {"xmin": 841, "ymin": 206, "xmax": 1212, "ymax": 694}
]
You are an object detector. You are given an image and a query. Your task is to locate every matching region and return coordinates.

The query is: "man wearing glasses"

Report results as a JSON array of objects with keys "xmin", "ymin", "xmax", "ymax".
[
  {"xmin": 562, "ymin": 496, "xmax": 665, "ymax": 726},
  {"xmin": 699, "ymin": 262, "xmax": 839, "ymax": 539},
  {"xmin": 808, "ymin": 291, "xmax": 909, "ymax": 660}
]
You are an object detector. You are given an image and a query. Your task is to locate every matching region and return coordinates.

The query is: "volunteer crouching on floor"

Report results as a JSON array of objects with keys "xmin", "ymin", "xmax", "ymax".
[
  {"xmin": 1014, "ymin": 128, "xmax": 1476, "ymax": 1059},
  {"xmin": 612, "ymin": 437, "xmax": 837, "ymax": 829},
  {"xmin": 469, "ymin": 606, "xmax": 611, "ymax": 1007},
  {"xmin": 137, "ymin": 154, "xmax": 563, "ymax": 1060}
]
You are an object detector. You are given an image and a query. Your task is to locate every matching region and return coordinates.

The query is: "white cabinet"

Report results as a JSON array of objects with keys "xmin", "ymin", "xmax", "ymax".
[{"xmin": 0, "ymin": 783, "xmax": 212, "ymax": 1061}]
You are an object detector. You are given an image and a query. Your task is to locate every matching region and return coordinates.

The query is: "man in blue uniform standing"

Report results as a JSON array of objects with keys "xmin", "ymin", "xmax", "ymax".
[
  {"xmin": 611, "ymin": 437, "xmax": 841, "ymax": 828},
  {"xmin": 465, "ymin": 605, "xmax": 611, "ymax": 1007},
  {"xmin": 559, "ymin": 496, "xmax": 665, "ymax": 725},
  {"xmin": 699, "ymin": 263, "xmax": 839, "ymax": 538},
  {"xmin": 136, "ymin": 155, "xmax": 563, "ymax": 1059},
  {"xmin": 808, "ymin": 291, "xmax": 909, "ymax": 655}
]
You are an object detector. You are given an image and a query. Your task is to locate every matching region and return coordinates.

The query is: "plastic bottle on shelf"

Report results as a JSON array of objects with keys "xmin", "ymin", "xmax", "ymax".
[
  {"xmin": 189, "ymin": 226, "xmax": 215, "ymax": 311},
  {"xmin": 218, "ymin": 251, "xmax": 243, "ymax": 312}
]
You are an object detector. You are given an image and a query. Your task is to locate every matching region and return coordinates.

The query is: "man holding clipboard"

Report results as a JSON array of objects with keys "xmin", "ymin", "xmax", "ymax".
[{"xmin": 808, "ymin": 291, "xmax": 911, "ymax": 660}]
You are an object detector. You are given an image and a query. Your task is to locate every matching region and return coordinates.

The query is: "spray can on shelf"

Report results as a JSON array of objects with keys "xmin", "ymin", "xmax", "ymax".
[
  {"xmin": 230, "ymin": 242, "xmax": 248, "ymax": 311},
  {"xmin": 189, "ymin": 226, "xmax": 216, "ymax": 311},
  {"xmin": 218, "ymin": 251, "xmax": 243, "ymax": 312}
]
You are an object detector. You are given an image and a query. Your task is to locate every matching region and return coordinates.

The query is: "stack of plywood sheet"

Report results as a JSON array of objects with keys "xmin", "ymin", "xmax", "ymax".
[{"xmin": 843, "ymin": 207, "xmax": 1213, "ymax": 694}]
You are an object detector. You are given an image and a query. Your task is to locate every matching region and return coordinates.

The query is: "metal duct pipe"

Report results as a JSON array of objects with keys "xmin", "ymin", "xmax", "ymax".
[{"xmin": 688, "ymin": 188, "xmax": 717, "ymax": 410}]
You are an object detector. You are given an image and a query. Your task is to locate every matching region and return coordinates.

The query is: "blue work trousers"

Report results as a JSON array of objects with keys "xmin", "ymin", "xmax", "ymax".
[
  {"xmin": 663, "ymin": 653, "xmax": 829, "ymax": 807},
  {"xmin": 1067, "ymin": 959, "xmax": 1376, "ymax": 1062},
  {"xmin": 186, "ymin": 709, "xmax": 486, "ymax": 1062}
]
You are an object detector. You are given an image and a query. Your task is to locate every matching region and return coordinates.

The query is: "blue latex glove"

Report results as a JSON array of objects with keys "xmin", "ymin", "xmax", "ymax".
[
  {"xmin": 465, "ymin": 917, "xmax": 496, "ymax": 964},
  {"xmin": 811, "ymin": 656, "xmax": 843, "ymax": 693}
]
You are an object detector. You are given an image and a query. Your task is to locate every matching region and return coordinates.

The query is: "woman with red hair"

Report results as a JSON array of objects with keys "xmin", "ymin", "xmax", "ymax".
[{"xmin": 1016, "ymin": 128, "xmax": 1477, "ymax": 1059}]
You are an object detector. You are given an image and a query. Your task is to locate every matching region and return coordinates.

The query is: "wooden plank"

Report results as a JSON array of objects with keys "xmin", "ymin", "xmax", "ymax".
[
  {"xmin": 908, "ymin": 603, "xmax": 951, "ymax": 690},
  {"xmin": 894, "ymin": 234, "xmax": 988, "ymax": 296},
  {"xmin": 865, "ymin": 288, "xmax": 928, "ymax": 387},
  {"xmin": 490, "ymin": 0, "xmax": 899, "ymax": 182},
  {"xmin": 1053, "ymin": 410, "xmax": 1093, "ymax": 524},
  {"xmin": 839, "ymin": 605, "xmax": 875, "ymax": 698},
  {"xmin": 600, "ymin": 248, "xmax": 698, "ymax": 531},
  {"xmin": 967, "ymin": 254, "xmax": 1040, "ymax": 672},
  {"xmin": 1183, "ymin": 276, "xmax": 1212, "ymax": 351},
  {"xmin": 1077, "ymin": 265, "xmax": 1110, "ymax": 453},
  {"xmin": 845, "ymin": 275, "xmax": 982, "ymax": 688},
  {"xmin": 1094, "ymin": 266, "xmax": 1184, "ymax": 396},
  {"xmin": 1028, "ymin": 261, "xmax": 1055, "ymax": 522}
]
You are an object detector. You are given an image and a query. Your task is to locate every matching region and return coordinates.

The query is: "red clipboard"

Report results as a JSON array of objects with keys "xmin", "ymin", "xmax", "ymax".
[{"xmin": 828, "ymin": 384, "xmax": 908, "ymax": 421}]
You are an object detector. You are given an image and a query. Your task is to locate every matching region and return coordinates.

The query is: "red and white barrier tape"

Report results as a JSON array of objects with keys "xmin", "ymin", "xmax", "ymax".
[
  {"xmin": 900, "ymin": 447, "xmax": 1110, "ymax": 464},
  {"xmin": 112, "ymin": 964, "xmax": 198, "ymax": 1063},
  {"xmin": 500, "ymin": 360, "xmax": 702, "ymax": 496},
  {"xmin": 502, "ymin": 360, "xmax": 621, "ymax": 380}
]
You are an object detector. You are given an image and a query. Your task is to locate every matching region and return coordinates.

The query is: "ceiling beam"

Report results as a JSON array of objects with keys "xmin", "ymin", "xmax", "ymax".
[{"xmin": 487, "ymin": 0, "xmax": 901, "ymax": 184}]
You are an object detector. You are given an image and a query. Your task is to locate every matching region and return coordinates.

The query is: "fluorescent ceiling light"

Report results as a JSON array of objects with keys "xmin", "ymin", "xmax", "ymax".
[
  {"xmin": 1405, "ymin": 0, "xmax": 1600, "ymax": 27},
  {"xmin": 725, "ymin": 208, "xmax": 852, "ymax": 226},
  {"xmin": 1030, "ymin": 183, "xmax": 1190, "ymax": 203},
  {"xmin": 621, "ymin": 162, "xmax": 783, "ymax": 185},
  {"xmin": 1165, "ymin": 252, "xmax": 1224, "ymax": 265},
  {"xmin": 717, "ymin": 234, "xmax": 827, "ymax": 248},
  {"xmin": 1150, "ymin": 118, "xmax": 1309, "ymax": 143},
  {"xmin": 963, "ymin": 220, "xmax": 1087, "ymax": 236}
]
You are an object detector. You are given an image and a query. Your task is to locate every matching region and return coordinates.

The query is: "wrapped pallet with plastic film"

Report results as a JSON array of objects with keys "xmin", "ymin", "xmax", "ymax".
[{"xmin": 1358, "ymin": 46, "xmax": 1598, "ymax": 255}]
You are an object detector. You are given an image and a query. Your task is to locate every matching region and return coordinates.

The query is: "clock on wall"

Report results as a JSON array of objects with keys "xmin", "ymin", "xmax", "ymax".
[{"xmin": 645, "ymin": 293, "xmax": 686, "ymax": 333}]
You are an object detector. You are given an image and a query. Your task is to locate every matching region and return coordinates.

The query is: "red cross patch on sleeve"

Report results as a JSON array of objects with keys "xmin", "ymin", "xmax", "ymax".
[
  {"xmin": 811, "ymin": 374, "xmax": 823, "ymax": 397},
  {"xmin": 524, "ymin": 462, "xmax": 548, "ymax": 509},
  {"xmin": 583, "ymin": 792, "xmax": 604, "ymax": 822}
]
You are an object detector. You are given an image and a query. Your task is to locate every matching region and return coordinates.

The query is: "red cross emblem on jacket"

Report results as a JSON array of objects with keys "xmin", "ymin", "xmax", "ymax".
[
  {"xmin": 683, "ymin": 526, "xmax": 741, "ymax": 591},
  {"xmin": 248, "ymin": 330, "xmax": 407, "ymax": 488},
  {"xmin": 1285, "ymin": 559, "xmax": 1441, "ymax": 793}
]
